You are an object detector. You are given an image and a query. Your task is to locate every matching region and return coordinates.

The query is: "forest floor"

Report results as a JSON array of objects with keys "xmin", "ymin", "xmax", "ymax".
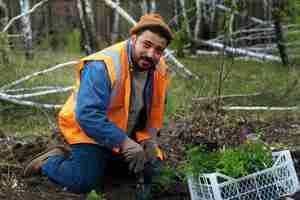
[{"xmin": 1, "ymin": 101, "xmax": 300, "ymax": 200}]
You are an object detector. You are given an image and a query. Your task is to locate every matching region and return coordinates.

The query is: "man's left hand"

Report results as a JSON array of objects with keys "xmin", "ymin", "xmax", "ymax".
[{"xmin": 141, "ymin": 139, "xmax": 158, "ymax": 162}]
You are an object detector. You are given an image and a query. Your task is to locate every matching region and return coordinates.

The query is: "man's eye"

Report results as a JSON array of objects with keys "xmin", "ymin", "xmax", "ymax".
[{"xmin": 144, "ymin": 43, "xmax": 151, "ymax": 48}]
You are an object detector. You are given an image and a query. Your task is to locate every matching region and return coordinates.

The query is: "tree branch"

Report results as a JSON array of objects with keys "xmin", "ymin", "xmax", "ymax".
[
  {"xmin": 0, "ymin": 92, "xmax": 62, "ymax": 109},
  {"xmin": 193, "ymin": 93, "xmax": 262, "ymax": 102},
  {"xmin": 222, "ymin": 106, "xmax": 299, "ymax": 111},
  {"xmin": 2, "ymin": 0, "xmax": 49, "ymax": 32},
  {"xmin": 194, "ymin": 39, "xmax": 281, "ymax": 62},
  {"xmin": 0, "ymin": 60, "xmax": 78, "ymax": 91},
  {"xmin": 3, "ymin": 86, "xmax": 73, "ymax": 99}
]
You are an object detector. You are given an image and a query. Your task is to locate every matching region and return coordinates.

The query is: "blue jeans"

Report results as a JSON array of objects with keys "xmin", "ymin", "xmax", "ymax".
[{"xmin": 41, "ymin": 143, "xmax": 162, "ymax": 194}]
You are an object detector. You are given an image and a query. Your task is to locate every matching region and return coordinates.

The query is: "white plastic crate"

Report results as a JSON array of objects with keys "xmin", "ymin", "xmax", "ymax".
[{"xmin": 188, "ymin": 150, "xmax": 300, "ymax": 200}]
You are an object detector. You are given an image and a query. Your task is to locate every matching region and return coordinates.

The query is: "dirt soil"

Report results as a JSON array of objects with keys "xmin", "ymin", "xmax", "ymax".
[{"xmin": 1, "ymin": 101, "xmax": 300, "ymax": 200}]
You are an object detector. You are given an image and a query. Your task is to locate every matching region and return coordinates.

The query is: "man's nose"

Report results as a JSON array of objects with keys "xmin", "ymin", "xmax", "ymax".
[{"xmin": 146, "ymin": 48, "xmax": 155, "ymax": 58}]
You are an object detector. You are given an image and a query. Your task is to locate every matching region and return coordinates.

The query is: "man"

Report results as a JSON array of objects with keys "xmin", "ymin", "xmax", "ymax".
[{"xmin": 23, "ymin": 13, "xmax": 173, "ymax": 198}]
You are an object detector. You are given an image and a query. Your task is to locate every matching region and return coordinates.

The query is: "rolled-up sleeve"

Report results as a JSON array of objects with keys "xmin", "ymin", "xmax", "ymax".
[{"xmin": 75, "ymin": 61, "xmax": 127, "ymax": 149}]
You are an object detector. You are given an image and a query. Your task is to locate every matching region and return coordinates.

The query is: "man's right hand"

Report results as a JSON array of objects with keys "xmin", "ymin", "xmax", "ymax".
[{"xmin": 120, "ymin": 138, "xmax": 145, "ymax": 173}]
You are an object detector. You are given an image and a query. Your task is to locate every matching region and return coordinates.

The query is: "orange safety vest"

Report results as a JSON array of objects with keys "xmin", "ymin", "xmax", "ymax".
[{"xmin": 58, "ymin": 40, "xmax": 169, "ymax": 159}]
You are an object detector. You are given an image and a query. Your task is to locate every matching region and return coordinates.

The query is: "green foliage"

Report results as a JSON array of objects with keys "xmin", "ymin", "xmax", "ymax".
[
  {"xmin": 154, "ymin": 164, "xmax": 179, "ymax": 186},
  {"xmin": 168, "ymin": 21, "xmax": 189, "ymax": 55},
  {"xmin": 183, "ymin": 141, "xmax": 273, "ymax": 178},
  {"xmin": 63, "ymin": 29, "xmax": 81, "ymax": 54},
  {"xmin": 38, "ymin": 34, "xmax": 53, "ymax": 50},
  {"xmin": 183, "ymin": 145, "xmax": 219, "ymax": 176},
  {"xmin": 285, "ymin": 0, "xmax": 300, "ymax": 24},
  {"xmin": 86, "ymin": 190, "xmax": 105, "ymax": 200},
  {"xmin": 0, "ymin": 32, "xmax": 10, "ymax": 63},
  {"xmin": 38, "ymin": 29, "xmax": 81, "ymax": 54}
]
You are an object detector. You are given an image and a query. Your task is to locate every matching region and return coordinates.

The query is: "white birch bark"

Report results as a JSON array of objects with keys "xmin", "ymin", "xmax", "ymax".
[
  {"xmin": 111, "ymin": 0, "xmax": 120, "ymax": 43},
  {"xmin": 179, "ymin": 0, "xmax": 192, "ymax": 39},
  {"xmin": 222, "ymin": 106, "xmax": 299, "ymax": 111},
  {"xmin": 0, "ymin": 60, "xmax": 78, "ymax": 91},
  {"xmin": 196, "ymin": 39, "xmax": 281, "ymax": 62},
  {"xmin": 194, "ymin": 0, "xmax": 201, "ymax": 40},
  {"xmin": 197, "ymin": 0, "xmax": 271, "ymax": 26},
  {"xmin": 77, "ymin": 0, "xmax": 91, "ymax": 53},
  {"xmin": 174, "ymin": 0, "xmax": 180, "ymax": 27},
  {"xmin": 0, "ymin": 92, "xmax": 63, "ymax": 109},
  {"xmin": 208, "ymin": 0, "xmax": 216, "ymax": 34},
  {"xmin": 150, "ymin": 0, "xmax": 156, "ymax": 13},
  {"xmin": 3, "ymin": 86, "xmax": 73, "ymax": 99},
  {"xmin": 227, "ymin": 0, "xmax": 236, "ymax": 45},
  {"xmin": 3, "ymin": 0, "xmax": 49, "ymax": 33},
  {"xmin": 263, "ymin": 0, "xmax": 272, "ymax": 21},
  {"xmin": 19, "ymin": 0, "xmax": 33, "ymax": 59},
  {"xmin": 82, "ymin": 0, "xmax": 97, "ymax": 51},
  {"xmin": 140, "ymin": 0, "xmax": 148, "ymax": 14},
  {"xmin": 0, "ymin": 0, "xmax": 8, "ymax": 27}
]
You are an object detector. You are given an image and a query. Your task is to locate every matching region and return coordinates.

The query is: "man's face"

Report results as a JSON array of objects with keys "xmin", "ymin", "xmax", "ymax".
[{"xmin": 132, "ymin": 30, "xmax": 168, "ymax": 70}]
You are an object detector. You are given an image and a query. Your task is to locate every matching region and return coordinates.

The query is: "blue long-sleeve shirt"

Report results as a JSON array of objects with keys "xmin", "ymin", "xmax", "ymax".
[{"xmin": 75, "ymin": 61, "xmax": 128, "ymax": 149}]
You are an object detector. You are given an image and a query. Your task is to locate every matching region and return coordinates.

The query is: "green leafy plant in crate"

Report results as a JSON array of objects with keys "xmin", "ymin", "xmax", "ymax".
[{"xmin": 183, "ymin": 141, "xmax": 273, "ymax": 179}]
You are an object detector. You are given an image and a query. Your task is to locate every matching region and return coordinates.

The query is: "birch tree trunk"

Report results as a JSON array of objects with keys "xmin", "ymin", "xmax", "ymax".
[
  {"xmin": 208, "ymin": 0, "xmax": 217, "ymax": 38},
  {"xmin": 263, "ymin": 0, "xmax": 272, "ymax": 21},
  {"xmin": 227, "ymin": 0, "xmax": 236, "ymax": 46},
  {"xmin": 174, "ymin": 0, "xmax": 181, "ymax": 29},
  {"xmin": 0, "ymin": 0, "xmax": 8, "ymax": 28},
  {"xmin": 140, "ymin": 0, "xmax": 148, "ymax": 14},
  {"xmin": 194, "ymin": 0, "xmax": 202, "ymax": 40},
  {"xmin": 149, "ymin": 0, "xmax": 156, "ymax": 13},
  {"xmin": 111, "ymin": 0, "xmax": 120, "ymax": 43},
  {"xmin": 77, "ymin": 0, "xmax": 97, "ymax": 54},
  {"xmin": 0, "ymin": 0, "xmax": 8, "ymax": 63},
  {"xmin": 19, "ymin": 0, "xmax": 33, "ymax": 60},
  {"xmin": 82, "ymin": 0, "xmax": 97, "ymax": 53},
  {"xmin": 179, "ymin": 0, "xmax": 192, "ymax": 39},
  {"xmin": 77, "ymin": 0, "xmax": 91, "ymax": 54},
  {"xmin": 272, "ymin": 2, "xmax": 289, "ymax": 65}
]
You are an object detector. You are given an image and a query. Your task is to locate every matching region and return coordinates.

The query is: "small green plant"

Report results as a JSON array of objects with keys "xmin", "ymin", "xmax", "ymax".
[
  {"xmin": 183, "ymin": 141, "xmax": 273, "ymax": 178},
  {"xmin": 86, "ymin": 190, "xmax": 105, "ymax": 200},
  {"xmin": 154, "ymin": 164, "xmax": 179, "ymax": 186}
]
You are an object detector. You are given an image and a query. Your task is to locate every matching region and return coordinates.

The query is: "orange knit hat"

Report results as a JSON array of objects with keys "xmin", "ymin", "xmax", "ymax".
[{"xmin": 130, "ymin": 14, "xmax": 174, "ymax": 44}]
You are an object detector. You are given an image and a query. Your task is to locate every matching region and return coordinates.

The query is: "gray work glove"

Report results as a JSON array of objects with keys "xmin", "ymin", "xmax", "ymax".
[
  {"xmin": 120, "ymin": 137, "xmax": 145, "ymax": 173},
  {"xmin": 141, "ymin": 139, "xmax": 158, "ymax": 162}
]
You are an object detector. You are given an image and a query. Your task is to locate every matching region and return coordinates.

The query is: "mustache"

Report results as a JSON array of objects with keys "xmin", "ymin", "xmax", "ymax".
[{"xmin": 141, "ymin": 56, "xmax": 158, "ymax": 66}]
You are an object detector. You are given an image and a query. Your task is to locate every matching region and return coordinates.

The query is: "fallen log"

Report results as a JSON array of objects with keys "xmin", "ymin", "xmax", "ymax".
[
  {"xmin": 0, "ymin": 60, "xmax": 78, "ymax": 91},
  {"xmin": 4, "ymin": 86, "xmax": 67, "ymax": 93},
  {"xmin": 2, "ymin": 86, "xmax": 73, "ymax": 99},
  {"xmin": 222, "ymin": 106, "xmax": 299, "ymax": 111},
  {"xmin": 194, "ymin": 39, "xmax": 282, "ymax": 62},
  {"xmin": 0, "ymin": 92, "xmax": 62, "ymax": 109},
  {"xmin": 192, "ymin": 93, "xmax": 262, "ymax": 102}
]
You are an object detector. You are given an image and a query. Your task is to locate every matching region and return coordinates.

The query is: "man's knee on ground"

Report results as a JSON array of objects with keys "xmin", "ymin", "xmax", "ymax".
[{"xmin": 66, "ymin": 175, "xmax": 102, "ymax": 194}]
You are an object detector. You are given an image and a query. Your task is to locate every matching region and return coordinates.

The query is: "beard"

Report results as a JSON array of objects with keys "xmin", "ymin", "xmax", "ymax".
[{"xmin": 138, "ymin": 55, "xmax": 159, "ymax": 70}]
